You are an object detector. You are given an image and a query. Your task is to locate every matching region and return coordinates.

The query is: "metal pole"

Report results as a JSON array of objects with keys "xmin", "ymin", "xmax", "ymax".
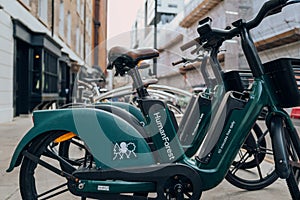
[
  {"xmin": 153, "ymin": 0, "xmax": 157, "ymax": 77},
  {"xmin": 94, "ymin": 0, "xmax": 101, "ymax": 66},
  {"xmin": 83, "ymin": 0, "xmax": 86, "ymax": 60},
  {"xmin": 51, "ymin": 0, "xmax": 54, "ymax": 36}
]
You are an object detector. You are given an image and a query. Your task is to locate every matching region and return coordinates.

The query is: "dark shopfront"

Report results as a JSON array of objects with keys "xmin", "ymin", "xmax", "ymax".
[{"xmin": 13, "ymin": 19, "xmax": 73, "ymax": 116}]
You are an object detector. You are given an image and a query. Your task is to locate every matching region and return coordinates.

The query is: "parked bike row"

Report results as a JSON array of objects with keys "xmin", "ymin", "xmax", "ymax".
[{"xmin": 6, "ymin": 0, "xmax": 300, "ymax": 199}]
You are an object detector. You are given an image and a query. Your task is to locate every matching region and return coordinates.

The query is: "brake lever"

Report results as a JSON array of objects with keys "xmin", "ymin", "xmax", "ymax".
[
  {"xmin": 172, "ymin": 56, "xmax": 202, "ymax": 67},
  {"xmin": 172, "ymin": 58, "xmax": 187, "ymax": 66}
]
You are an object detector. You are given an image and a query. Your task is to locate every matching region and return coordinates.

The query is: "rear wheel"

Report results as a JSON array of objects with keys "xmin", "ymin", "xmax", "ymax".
[
  {"xmin": 19, "ymin": 131, "xmax": 86, "ymax": 199},
  {"xmin": 225, "ymin": 123, "xmax": 278, "ymax": 190}
]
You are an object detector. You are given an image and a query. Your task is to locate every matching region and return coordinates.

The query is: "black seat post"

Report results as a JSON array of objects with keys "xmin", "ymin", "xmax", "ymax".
[{"xmin": 128, "ymin": 66, "xmax": 150, "ymax": 98}]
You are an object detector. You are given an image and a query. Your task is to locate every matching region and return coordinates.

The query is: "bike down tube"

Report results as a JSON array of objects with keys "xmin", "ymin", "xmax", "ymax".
[{"xmin": 182, "ymin": 79, "xmax": 268, "ymax": 190}]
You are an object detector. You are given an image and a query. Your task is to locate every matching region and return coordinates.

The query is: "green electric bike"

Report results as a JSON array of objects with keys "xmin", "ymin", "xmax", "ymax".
[{"xmin": 7, "ymin": 0, "xmax": 300, "ymax": 199}]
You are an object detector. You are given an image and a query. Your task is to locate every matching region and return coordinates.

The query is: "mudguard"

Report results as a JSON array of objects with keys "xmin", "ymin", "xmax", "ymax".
[
  {"xmin": 7, "ymin": 108, "xmax": 154, "ymax": 172},
  {"xmin": 99, "ymin": 101, "xmax": 146, "ymax": 124}
]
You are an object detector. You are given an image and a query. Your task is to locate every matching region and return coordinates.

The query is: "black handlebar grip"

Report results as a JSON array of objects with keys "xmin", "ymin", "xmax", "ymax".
[{"xmin": 172, "ymin": 59, "xmax": 185, "ymax": 66}]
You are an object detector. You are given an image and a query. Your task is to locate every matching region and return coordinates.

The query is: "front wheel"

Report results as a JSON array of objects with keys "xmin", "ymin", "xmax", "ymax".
[
  {"xmin": 225, "ymin": 123, "xmax": 278, "ymax": 190},
  {"xmin": 285, "ymin": 128, "xmax": 300, "ymax": 200}
]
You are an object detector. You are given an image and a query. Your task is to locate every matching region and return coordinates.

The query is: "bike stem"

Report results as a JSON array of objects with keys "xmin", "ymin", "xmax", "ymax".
[
  {"xmin": 239, "ymin": 21, "xmax": 279, "ymax": 107},
  {"xmin": 238, "ymin": 20, "xmax": 264, "ymax": 78}
]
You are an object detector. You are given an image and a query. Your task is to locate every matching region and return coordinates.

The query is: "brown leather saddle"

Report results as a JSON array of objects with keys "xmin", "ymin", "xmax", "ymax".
[{"xmin": 107, "ymin": 46, "xmax": 159, "ymax": 75}]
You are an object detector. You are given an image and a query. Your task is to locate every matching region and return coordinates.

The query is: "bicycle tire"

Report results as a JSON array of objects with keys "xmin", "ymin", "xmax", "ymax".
[
  {"xmin": 19, "ymin": 131, "xmax": 79, "ymax": 199},
  {"xmin": 225, "ymin": 123, "xmax": 278, "ymax": 190},
  {"xmin": 285, "ymin": 127, "xmax": 300, "ymax": 200}
]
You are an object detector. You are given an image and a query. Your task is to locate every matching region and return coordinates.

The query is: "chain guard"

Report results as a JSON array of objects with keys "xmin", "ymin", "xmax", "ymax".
[{"xmin": 69, "ymin": 163, "xmax": 202, "ymax": 200}]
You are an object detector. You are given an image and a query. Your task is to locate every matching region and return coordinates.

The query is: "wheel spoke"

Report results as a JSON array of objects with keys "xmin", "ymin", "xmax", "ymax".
[
  {"xmin": 231, "ymin": 152, "xmax": 251, "ymax": 174},
  {"xmin": 259, "ymin": 147, "xmax": 273, "ymax": 156},
  {"xmin": 37, "ymin": 183, "xmax": 68, "ymax": 199},
  {"xmin": 255, "ymin": 154, "xmax": 264, "ymax": 180},
  {"xmin": 257, "ymin": 130, "xmax": 268, "ymax": 144},
  {"xmin": 184, "ymin": 191, "xmax": 192, "ymax": 198},
  {"xmin": 70, "ymin": 138, "xmax": 86, "ymax": 149}
]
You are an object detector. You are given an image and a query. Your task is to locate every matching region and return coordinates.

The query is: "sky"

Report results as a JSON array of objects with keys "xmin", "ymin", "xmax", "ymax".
[{"xmin": 107, "ymin": 0, "xmax": 144, "ymax": 39}]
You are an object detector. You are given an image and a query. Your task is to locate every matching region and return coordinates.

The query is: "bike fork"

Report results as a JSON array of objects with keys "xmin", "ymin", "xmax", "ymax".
[{"xmin": 268, "ymin": 115, "xmax": 291, "ymax": 179}]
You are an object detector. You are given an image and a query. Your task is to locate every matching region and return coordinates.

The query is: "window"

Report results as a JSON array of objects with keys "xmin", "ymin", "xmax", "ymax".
[
  {"xmin": 38, "ymin": 0, "xmax": 48, "ymax": 23},
  {"xmin": 86, "ymin": 18, "xmax": 91, "ymax": 37},
  {"xmin": 59, "ymin": 0, "xmax": 64, "ymax": 36},
  {"xmin": 59, "ymin": 62, "xmax": 67, "ymax": 97},
  {"xmin": 44, "ymin": 51, "xmax": 58, "ymax": 93},
  {"xmin": 67, "ymin": 12, "xmax": 72, "ymax": 45},
  {"xmin": 80, "ymin": 1, "xmax": 84, "ymax": 21},
  {"xmin": 76, "ymin": 27, "xmax": 80, "ymax": 53},
  {"xmin": 32, "ymin": 48, "xmax": 42, "ymax": 94},
  {"xmin": 88, "ymin": 1, "xmax": 92, "ymax": 13},
  {"xmin": 80, "ymin": 33, "xmax": 84, "ymax": 57},
  {"xmin": 85, "ymin": 42, "xmax": 91, "ymax": 65}
]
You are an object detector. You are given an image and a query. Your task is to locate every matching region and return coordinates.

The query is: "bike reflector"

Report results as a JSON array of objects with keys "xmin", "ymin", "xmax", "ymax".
[{"xmin": 54, "ymin": 132, "xmax": 76, "ymax": 143}]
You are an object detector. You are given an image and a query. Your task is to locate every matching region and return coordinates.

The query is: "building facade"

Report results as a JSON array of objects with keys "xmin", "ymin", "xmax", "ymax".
[
  {"xmin": 131, "ymin": 0, "xmax": 300, "ymax": 90},
  {"xmin": 0, "ymin": 0, "xmax": 107, "ymax": 123}
]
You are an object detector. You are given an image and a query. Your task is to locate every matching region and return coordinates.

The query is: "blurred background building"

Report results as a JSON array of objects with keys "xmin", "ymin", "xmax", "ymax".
[
  {"xmin": 131, "ymin": 0, "xmax": 300, "ymax": 90},
  {"xmin": 1, "ymin": 0, "xmax": 299, "ymax": 123},
  {"xmin": 0, "ymin": 0, "xmax": 107, "ymax": 123}
]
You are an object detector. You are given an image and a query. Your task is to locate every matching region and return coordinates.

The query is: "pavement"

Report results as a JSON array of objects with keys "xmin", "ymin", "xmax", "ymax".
[{"xmin": 0, "ymin": 116, "xmax": 293, "ymax": 199}]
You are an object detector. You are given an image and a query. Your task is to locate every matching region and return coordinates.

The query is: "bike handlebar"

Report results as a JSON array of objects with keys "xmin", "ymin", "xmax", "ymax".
[{"xmin": 246, "ymin": 0, "xmax": 288, "ymax": 30}]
